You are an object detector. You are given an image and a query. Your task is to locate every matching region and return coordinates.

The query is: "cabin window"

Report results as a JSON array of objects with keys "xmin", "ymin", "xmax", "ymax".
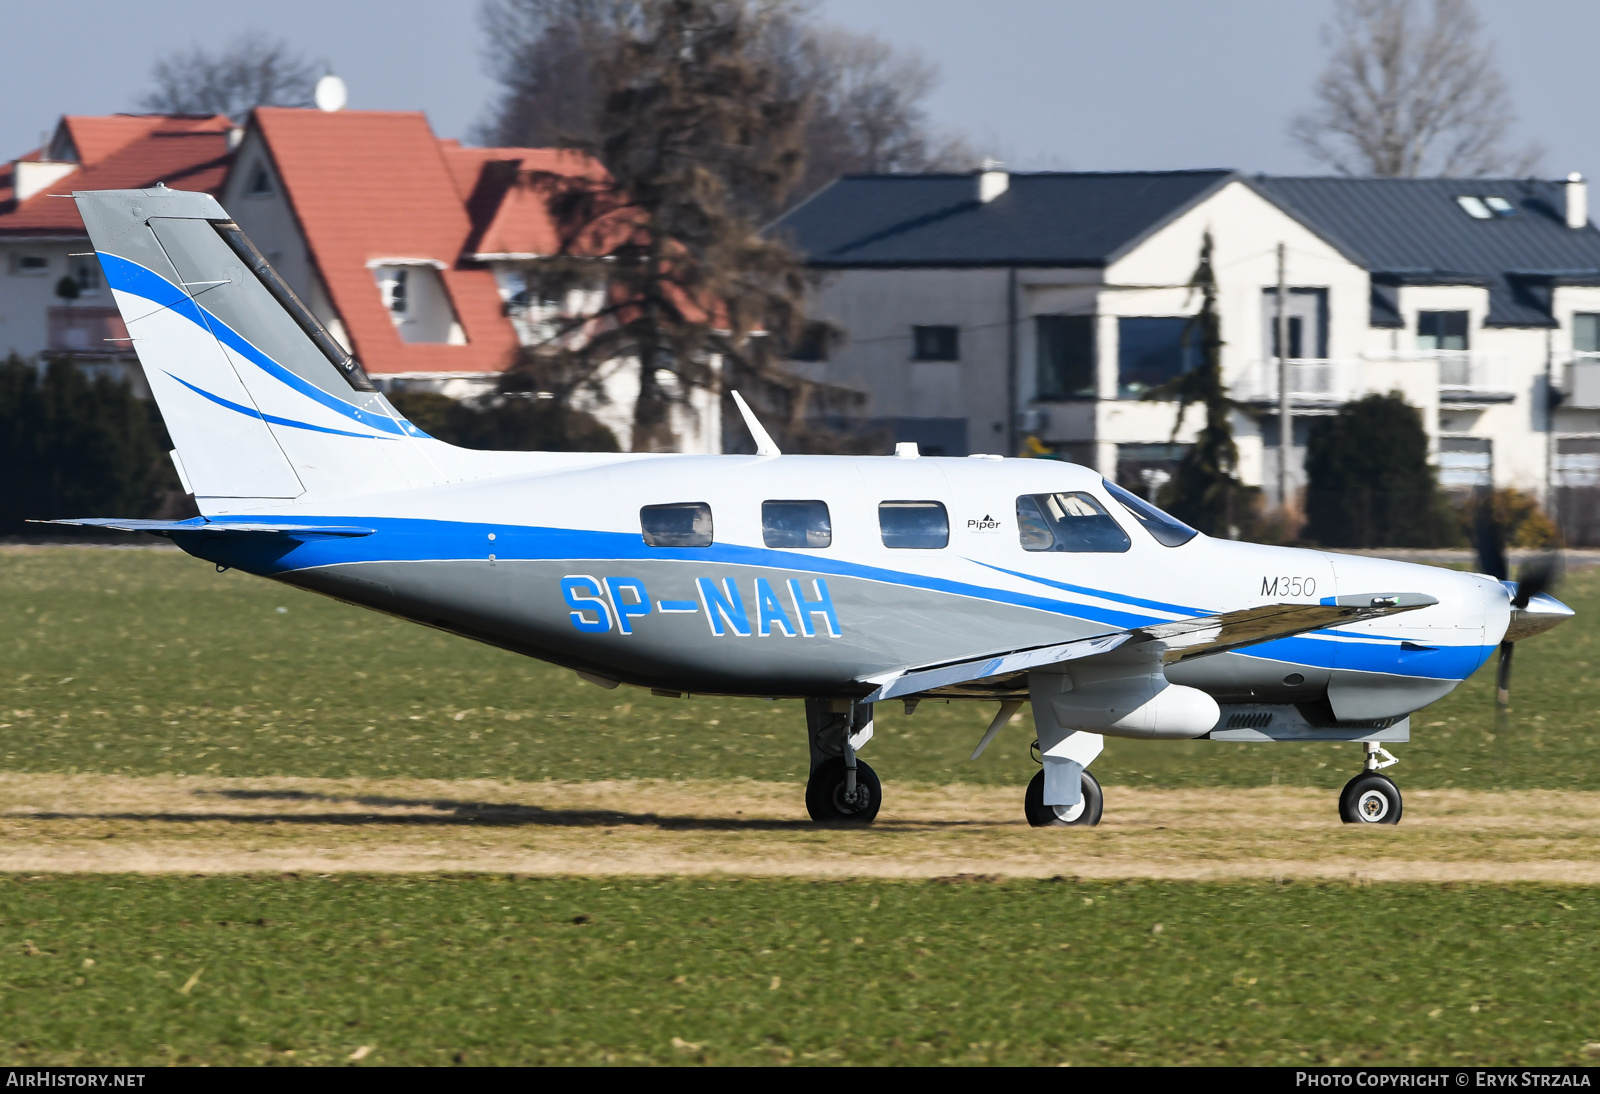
[
  {"xmin": 912, "ymin": 325, "xmax": 959, "ymax": 361},
  {"xmin": 762, "ymin": 500, "xmax": 831, "ymax": 548},
  {"xmin": 878, "ymin": 501, "xmax": 948, "ymax": 549},
  {"xmin": 1103, "ymin": 479, "xmax": 1197, "ymax": 547},
  {"xmin": 640, "ymin": 502, "xmax": 713, "ymax": 547},
  {"xmin": 1016, "ymin": 492, "xmax": 1131, "ymax": 553}
]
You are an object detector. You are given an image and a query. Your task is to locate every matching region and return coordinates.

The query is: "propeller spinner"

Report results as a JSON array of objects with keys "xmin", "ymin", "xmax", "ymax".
[{"xmin": 1472, "ymin": 491, "xmax": 1572, "ymax": 706}]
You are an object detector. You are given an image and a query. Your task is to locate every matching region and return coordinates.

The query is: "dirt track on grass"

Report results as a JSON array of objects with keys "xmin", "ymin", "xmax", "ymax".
[{"xmin": 2, "ymin": 774, "xmax": 1598, "ymax": 881}]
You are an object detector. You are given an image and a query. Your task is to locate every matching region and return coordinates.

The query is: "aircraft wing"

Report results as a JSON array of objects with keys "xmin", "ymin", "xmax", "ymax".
[
  {"xmin": 859, "ymin": 592, "xmax": 1438, "ymax": 702},
  {"xmin": 35, "ymin": 518, "xmax": 375, "ymax": 537}
]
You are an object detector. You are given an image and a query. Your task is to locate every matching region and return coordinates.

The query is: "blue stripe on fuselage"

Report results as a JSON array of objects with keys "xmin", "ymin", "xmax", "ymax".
[{"xmin": 177, "ymin": 515, "xmax": 1491, "ymax": 682}]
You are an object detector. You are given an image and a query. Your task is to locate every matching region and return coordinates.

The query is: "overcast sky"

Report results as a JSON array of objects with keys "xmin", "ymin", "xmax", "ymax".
[{"xmin": 3, "ymin": 0, "xmax": 1597, "ymax": 180}]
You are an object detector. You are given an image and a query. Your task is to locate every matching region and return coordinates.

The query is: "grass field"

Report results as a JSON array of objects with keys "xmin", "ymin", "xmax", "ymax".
[
  {"xmin": 3, "ymin": 545, "xmax": 1599, "ymax": 1067},
  {"xmin": 3, "ymin": 874, "xmax": 1599, "ymax": 1066},
  {"xmin": 3, "ymin": 546, "xmax": 1598, "ymax": 792}
]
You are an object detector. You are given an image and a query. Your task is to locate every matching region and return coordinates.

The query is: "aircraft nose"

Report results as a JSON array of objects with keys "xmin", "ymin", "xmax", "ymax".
[{"xmin": 1503, "ymin": 588, "xmax": 1576, "ymax": 642}]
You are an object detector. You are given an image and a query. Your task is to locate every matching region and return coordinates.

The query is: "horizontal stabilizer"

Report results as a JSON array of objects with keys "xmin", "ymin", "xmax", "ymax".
[
  {"xmin": 36, "ymin": 518, "xmax": 374, "ymax": 537},
  {"xmin": 857, "ymin": 593, "xmax": 1438, "ymax": 702}
]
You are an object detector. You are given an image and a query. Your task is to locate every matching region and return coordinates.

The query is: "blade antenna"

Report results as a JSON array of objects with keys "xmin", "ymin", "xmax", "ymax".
[{"xmin": 730, "ymin": 390, "xmax": 780, "ymax": 457}]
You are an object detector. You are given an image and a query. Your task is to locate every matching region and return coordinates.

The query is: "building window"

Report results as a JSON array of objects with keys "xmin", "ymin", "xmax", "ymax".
[
  {"xmin": 1118, "ymin": 317, "xmax": 1198, "ymax": 398},
  {"xmin": 1036, "ymin": 315, "xmax": 1096, "ymax": 399},
  {"xmin": 911, "ymin": 325, "xmax": 958, "ymax": 361},
  {"xmin": 640, "ymin": 502, "xmax": 713, "ymax": 547},
  {"xmin": 1575, "ymin": 313, "xmax": 1600, "ymax": 354},
  {"xmin": 1456, "ymin": 195, "xmax": 1516, "ymax": 219},
  {"xmin": 788, "ymin": 321, "xmax": 834, "ymax": 362},
  {"xmin": 247, "ymin": 164, "xmax": 274, "ymax": 196},
  {"xmin": 762, "ymin": 500, "xmax": 831, "ymax": 548},
  {"xmin": 1418, "ymin": 311, "xmax": 1469, "ymax": 351},
  {"xmin": 70, "ymin": 255, "xmax": 100, "ymax": 294},
  {"xmin": 1437, "ymin": 437, "xmax": 1491, "ymax": 489},
  {"xmin": 9, "ymin": 254, "xmax": 48, "ymax": 276},
  {"xmin": 387, "ymin": 268, "xmax": 409, "ymax": 315}
]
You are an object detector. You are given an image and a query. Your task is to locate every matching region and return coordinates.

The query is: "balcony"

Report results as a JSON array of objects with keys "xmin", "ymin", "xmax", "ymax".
[
  {"xmin": 1563, "ymin": 353, "xmax": 1600, "ymax": 409},
  {"xmin": 1232, "ymin": 352, "xmax": 1516, "ymax": 408},
  {"xmin": 47, "ymin": 306, "xmax": 130, "ymax": 355},
  {"xmin": 1426, "ymin": 350, "xmax": 1514, "ymax": 403},
  {"xmin": 1231, "ymin": 358, "xmax": 1365, "ymax": 406}
]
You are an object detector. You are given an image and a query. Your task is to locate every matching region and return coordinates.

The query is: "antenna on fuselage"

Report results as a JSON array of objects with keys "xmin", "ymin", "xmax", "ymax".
[{"xmin": 730, "ymin": 390, "xmax": 781, "ymax": 457}]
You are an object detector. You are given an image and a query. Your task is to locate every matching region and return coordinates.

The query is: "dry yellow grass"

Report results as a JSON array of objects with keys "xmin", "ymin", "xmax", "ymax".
[{"xmin": 3, "ymin": 773, "xmax": 1598, "ymax": 881}]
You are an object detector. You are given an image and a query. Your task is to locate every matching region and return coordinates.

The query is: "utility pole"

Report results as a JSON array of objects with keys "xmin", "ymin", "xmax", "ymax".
[{"xmin": 1277, "ymin": 242, "xmax": 1292, "ymax": 513}]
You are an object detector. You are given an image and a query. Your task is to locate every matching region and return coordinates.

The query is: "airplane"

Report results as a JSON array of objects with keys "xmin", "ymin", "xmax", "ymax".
[{"xmin": 47, "ymin": 185, "xmax": 1575, "ymax": 829}]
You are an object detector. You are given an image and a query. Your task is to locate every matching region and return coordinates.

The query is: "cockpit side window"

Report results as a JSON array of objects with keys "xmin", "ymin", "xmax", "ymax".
[
  {"xmin": 1102, "ymin": 479, "xmax": 1199, "ymax": 546},
  {"xmin": 640, "ymin": 502, "xmax": 713, "ymax": 547},
  {"xmin": 762, "ymin": 500, "xmax": 831, "ymax": 548},
  {"xmin": 879, "ymin": 501, "xmax": 949, "ymax": 549},
  {"xmin": 1016, "ymin": 492, "xmax": 1132, "ymax": 553}
]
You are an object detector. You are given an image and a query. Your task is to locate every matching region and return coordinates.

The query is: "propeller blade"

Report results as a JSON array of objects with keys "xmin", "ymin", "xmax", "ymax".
[
  {"xmin": 1495, "ymin": 640, "xmax": 1514, "ymax": 707},
  {"xmin": 1472, "ymin": 487, "xmax": 1509, "ymax": 582},
  {"xmin": 1511, "ymin": 552, "xmax": 1562, "ymax": 610}
]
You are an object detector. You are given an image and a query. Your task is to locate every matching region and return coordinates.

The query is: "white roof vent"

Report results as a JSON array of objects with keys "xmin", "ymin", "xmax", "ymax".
[
  {"xmin": 894, "ymin": 442, "xmax": 921, "ymax": 459},
  {"xmin": 977, "ymin": 159, "xmax": 1009, "ymax": 204},
  {"xmin": 315, "ymin": 74, "xmax": 348, "ymax": 113}
]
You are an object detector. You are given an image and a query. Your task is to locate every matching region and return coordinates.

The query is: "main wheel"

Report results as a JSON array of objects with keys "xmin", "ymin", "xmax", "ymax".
[
  {"xmin": 1339, "ymin": 772, "xmax": 1403, "ymax": 824},
  {"xmin": 1024, "ymin": 768, "xmax": 1103, "ymax": 827},
  {"xmin": 805, "ymin": 757, "xmax": 881, "ymax": 823}
]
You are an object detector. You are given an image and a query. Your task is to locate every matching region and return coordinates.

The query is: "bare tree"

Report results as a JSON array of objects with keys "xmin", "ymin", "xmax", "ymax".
[
  {"xmin": 501, "ymin": 0, "xmax": 811, "ymax": 452},
  {"xmin": 476, "ymin": 0, "xmax": 972, "ymax": 204},
  {"xmin": 137, "ymin": 34, "xmax": 323, "ymax": 122},
  {"xmin": 1290, "ymin": 0, "xmax": 1542, "ymax": 177},
  {"xmin": 789, "ymin": 26, "xmax": 972, "ymax": 198}
]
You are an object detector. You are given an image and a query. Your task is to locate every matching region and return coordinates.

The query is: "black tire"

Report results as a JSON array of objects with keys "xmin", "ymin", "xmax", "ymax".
[
  {"xmin": 805, "ymin": 757, "xmax": 881, "ymax": 823},
  {"xmin": 1339, "ymin": 772, "xmax": 1403, "ymax": 824},
  {"xmin": 1024, "ymin": 768, "xmax": 1104, "ymax": 827}
]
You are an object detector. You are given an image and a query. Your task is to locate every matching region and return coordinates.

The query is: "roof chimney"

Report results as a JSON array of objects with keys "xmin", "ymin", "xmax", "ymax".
[
  {"xmin": 977, "ymin": 159, "xmax": 1009, "ymax": 204},
  {"xmin": 1566, "ymin": 172, "xmax": 1588, "ymax": 229}
]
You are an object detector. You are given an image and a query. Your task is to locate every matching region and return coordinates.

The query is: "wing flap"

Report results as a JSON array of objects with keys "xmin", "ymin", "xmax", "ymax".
[{"xmin": 858, "ymin": 593, "xmax": 1438, "ymax": 702}]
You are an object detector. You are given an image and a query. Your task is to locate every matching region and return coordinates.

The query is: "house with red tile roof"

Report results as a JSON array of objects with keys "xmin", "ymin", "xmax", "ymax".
[
  {"xmin": 2, "ymin": 106, "xmax": 720, "ymax": 452},
  {"xmin": 221, "ymin": 107, "xmax": 719, "ymax": 451},
  {"xmin": 0, "ymin": 113, "xmax": 233, "ymax": 375}
]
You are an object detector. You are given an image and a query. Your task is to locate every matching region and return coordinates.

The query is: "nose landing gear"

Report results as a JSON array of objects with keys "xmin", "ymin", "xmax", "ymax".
[{"xmin": 1339, "ymin": 742, "xmax": 1403, "ymax": 824}]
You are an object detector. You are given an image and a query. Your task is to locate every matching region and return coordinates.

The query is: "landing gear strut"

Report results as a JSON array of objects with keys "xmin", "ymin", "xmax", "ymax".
[
  {"xmin": 804, "ymin": 699, "xmax": 880, "ymax": 823},
  {"xmin": 1339, "ymin": 742, "xmax": 1402, "ymax": 824}
]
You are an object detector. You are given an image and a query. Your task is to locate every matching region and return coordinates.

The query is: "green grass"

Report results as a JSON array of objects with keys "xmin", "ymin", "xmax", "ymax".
[
  {"xmin": 3, "ymin": 547, "xmax": 1598, "ymax": 790},
  {"xmin": 2, "ymin": 874, "xmax": 1597, "ymax": 1066}
]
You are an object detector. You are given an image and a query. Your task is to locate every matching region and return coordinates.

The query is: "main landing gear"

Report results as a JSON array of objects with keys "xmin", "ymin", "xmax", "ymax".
[
  {"xmin": 1024, "ymin": 767, "xmax": 1103, "ymax": 827},
  {"xmin": 1339, "ymin": 742, "xmax": 1403, "ymax": 824},
  {"xmin": 804, "ymin": 699, "xmax": 880, "ymax": 823}
]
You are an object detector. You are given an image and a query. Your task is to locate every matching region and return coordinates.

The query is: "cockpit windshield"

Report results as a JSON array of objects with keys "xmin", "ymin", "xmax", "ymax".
[{"xmin": 1103, "ymin": 479, "xmax": 1199, "ymax": 547}]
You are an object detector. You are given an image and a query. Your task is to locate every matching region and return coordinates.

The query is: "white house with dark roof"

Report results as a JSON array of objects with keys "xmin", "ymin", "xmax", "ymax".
[{"xmin": 773, "ymin": 167, "xmax": 1600, "ymax": 540}]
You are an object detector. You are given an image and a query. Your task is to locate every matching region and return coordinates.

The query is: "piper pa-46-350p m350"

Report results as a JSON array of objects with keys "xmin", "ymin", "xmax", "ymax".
[{"xmin": 46, "ymin": 186, "xmax": 1575, "ymax": 827}]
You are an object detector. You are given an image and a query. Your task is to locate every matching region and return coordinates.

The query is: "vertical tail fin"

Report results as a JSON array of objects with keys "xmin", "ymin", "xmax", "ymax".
[{"xmin": 76, "ymin": 187, "xmax": 451, "ymax": 511}]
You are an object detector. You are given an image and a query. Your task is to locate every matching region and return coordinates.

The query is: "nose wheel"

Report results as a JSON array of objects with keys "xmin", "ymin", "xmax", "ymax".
[{"xmin": 1339, "ymin": 742, "xmax": 1403, "ymax": 824}]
